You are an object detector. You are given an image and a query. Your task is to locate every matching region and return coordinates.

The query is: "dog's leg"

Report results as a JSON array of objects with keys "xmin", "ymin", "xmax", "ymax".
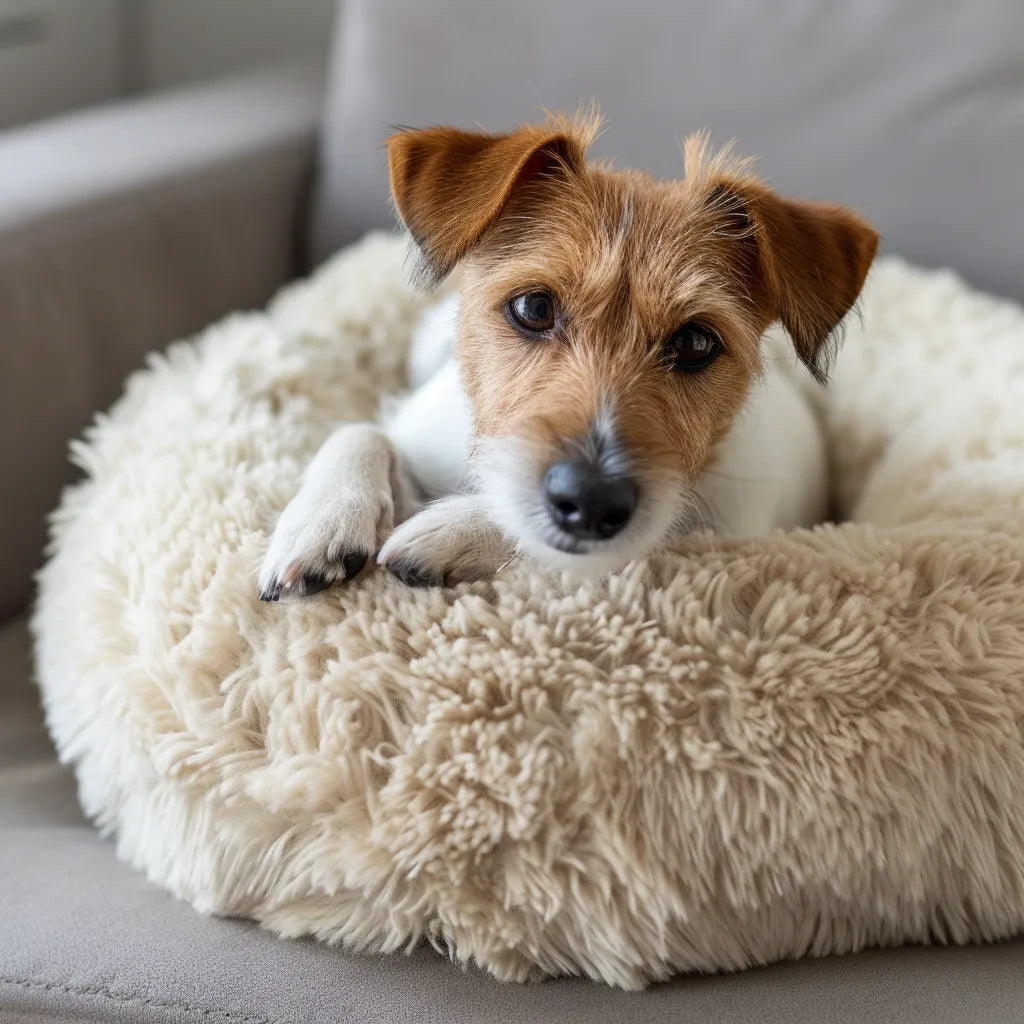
[
  {"xmin": 377, "ymin": 494, "xmax": 514, "ymax": 587},
  {"xmin": 258, "ymin": 424, "xmax": 418, "ymax": 600},
  {"xmin": 377, "ymin": 355, "xmax": 510, "ymax": 587},
  {"xmin": 383, "ymin": 358, "xmax": 474, "ymax": 499}
]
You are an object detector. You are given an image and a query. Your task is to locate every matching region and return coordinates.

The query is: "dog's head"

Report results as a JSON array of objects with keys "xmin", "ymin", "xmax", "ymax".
[{"xmin": 388, "ymin": 115, "xmax": 877, "ymax": 574}]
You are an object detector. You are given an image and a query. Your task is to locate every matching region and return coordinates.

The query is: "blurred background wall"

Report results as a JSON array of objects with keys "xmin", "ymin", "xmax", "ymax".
[{"xmin": 0, "ymin": 0, "xmax": 334, "ymax": 128}]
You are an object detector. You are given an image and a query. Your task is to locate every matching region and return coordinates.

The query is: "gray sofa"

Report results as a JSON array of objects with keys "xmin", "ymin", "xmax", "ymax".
[{"xmin": 4, "ymin": 2, "xmax": 1024, "ymax": 1021}]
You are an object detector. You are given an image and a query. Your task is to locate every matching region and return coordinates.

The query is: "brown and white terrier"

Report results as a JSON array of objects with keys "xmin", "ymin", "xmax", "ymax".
[{"xmin": 258, "ymin": 113, "xmax": 877, "ymax": 597}]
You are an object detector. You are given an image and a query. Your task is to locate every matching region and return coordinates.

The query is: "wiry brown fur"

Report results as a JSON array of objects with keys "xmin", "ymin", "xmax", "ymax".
[{"xmin": 387, "ymin": 112, "xmax": 878, "ymax": 490}]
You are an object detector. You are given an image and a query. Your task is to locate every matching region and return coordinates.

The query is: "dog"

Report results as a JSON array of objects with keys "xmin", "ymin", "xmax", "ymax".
[{"xmin": 258, "ymin": 114, "xmax": 877, "ymax": 598}]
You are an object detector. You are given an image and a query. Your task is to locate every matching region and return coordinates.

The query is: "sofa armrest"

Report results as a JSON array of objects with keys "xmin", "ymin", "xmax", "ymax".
[{"xmin": 0, "ymin": 65, "xmax": 323, "ymax": 622}]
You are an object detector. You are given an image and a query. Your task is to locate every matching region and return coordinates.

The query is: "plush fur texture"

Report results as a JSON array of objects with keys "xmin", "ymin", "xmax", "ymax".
[{"xmin": 33, "ymin": 233, "xmax": 1024, "ymax": 989}]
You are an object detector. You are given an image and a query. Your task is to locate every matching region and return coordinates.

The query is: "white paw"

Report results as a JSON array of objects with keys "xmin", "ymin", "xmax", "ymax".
[
  {"xmin": 377, "ymin": 495, "xmax": 513, "ymax": 588},
  {"xmin": 259, "ymin": 485, "xmax": 394, "ymax": 601}
]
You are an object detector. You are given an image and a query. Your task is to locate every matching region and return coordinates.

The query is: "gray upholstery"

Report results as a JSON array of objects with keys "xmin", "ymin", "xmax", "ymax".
[
  {"xmin": 314, "ymin": 0, "xmax": 1024, "ymax": 306},
  {"xmin": 4, "ymin": 613, "xmax": 1024, "ymax": 1022},
  {"xmin": 0, "ymin": 67, "xmax": 321, "ymax": 622},
  {"xmin": 5, "ymin": 2, "xmax": 1024, "ymax": 1019}
]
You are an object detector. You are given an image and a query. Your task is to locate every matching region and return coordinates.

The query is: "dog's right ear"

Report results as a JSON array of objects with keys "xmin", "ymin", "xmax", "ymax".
[{"xmin": 387, "ymin": 123, "xmax": 591, "ymax": 286}]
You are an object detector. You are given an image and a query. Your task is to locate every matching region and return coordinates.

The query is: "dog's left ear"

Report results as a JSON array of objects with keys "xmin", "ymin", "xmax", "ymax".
[
  {"xmin": 388, "ymin": 123, "xmax": 590, "ymax": 286},
  {"xmin": 711, "ymin": 181, "xmax": 878, "ymax": 384}
]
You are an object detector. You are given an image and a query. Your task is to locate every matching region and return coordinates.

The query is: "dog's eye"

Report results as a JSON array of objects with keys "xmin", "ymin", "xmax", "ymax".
[
  {"xmin": 507, "ymin": 291, "xmax": 557, "ymax": 334},
  {"xmin": 664, "ymin": 323, "xmax": 723, "ymax": 373}
]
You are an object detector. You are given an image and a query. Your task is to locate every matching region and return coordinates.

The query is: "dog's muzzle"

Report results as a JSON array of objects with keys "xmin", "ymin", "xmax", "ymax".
[{"xmin": 543, "ymin": 459, "xmax": 638, "ymax": 541}]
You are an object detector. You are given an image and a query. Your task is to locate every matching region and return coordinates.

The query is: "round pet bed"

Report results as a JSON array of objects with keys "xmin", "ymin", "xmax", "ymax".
[{"xmin": 33, "ymin": 233, "xmax": 1024, "ymax": 989}]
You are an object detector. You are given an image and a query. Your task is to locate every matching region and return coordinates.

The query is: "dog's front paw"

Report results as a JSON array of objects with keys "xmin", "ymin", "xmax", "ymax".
[
  {"xmin": 376, "ymin": 496, "xmax": 513, "ymax": 588},
  {"xmin": 258, "ymin": 489, "xmax": 392, "ymax": 601}
]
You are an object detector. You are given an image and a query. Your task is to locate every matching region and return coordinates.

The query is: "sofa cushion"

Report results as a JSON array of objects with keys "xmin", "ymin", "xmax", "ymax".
[
  {"xmin": 0, "ymin": 67, "xmax": 321, "ymax": 624},
  {"xmin": 5, "ymin": 614, "xmax": 1024, "ymax": 1021},
  {"xmin": 313, "ymin": 0, "xmax": 1024, "ymax": 304}
]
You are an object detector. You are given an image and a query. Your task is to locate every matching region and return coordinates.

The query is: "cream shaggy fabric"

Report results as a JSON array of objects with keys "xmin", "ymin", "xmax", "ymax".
[{"xmin": 33, "ymin": 233, "xmax": 1024, "ymax": 989}]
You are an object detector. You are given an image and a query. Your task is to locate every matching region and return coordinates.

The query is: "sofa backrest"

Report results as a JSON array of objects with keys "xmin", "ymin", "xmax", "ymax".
[{"xmin": 313, "ymin": 0, "xmax": 1024, "ymax": 302}]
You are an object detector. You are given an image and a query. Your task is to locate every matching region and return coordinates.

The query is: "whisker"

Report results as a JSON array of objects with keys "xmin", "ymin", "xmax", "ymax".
[
  {"xmin": 699, "ymin": 467, "xmax": 771, "ymax": 484},
  {"xmin": 674, "ymin": 488, "xmax": 717, "ymax": 535}
]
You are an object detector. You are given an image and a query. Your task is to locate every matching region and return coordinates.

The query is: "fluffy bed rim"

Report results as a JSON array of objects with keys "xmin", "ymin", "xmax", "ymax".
[{"xmin": 33, "ymin": 233, "xmax": 1024, "ymax": 989}]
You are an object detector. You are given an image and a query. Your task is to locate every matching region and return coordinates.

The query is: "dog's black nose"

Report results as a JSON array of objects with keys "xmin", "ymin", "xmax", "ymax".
[{"xmin": 544, "ymin": 460, "xmax": 638, "ymax": 541}]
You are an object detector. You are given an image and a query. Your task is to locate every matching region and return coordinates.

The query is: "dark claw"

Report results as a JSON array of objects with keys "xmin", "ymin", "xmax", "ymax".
[
  {"xmin": 295, "ymin": 572, "xmax": 330, "ymax": 597},
  {"xmin": 342, "ymin": 551, "xmax": 369, "ymax": 580},
  {"xmin": 261, "ymin": 550, "xmax": 371, "ymax": 605},
  {"xmin": 388, "ymin": 559, "xmax": 443, "ymax": 588}
]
